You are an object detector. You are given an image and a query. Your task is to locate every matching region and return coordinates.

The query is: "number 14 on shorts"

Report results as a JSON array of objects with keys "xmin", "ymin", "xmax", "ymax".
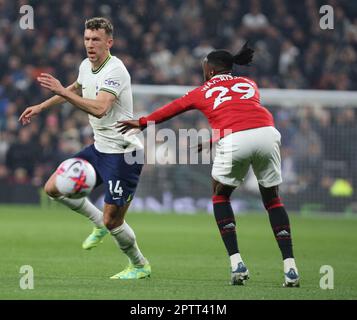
[{"xmin": 108, "ymin": 180, "xmax": 123, "ymax": 199}]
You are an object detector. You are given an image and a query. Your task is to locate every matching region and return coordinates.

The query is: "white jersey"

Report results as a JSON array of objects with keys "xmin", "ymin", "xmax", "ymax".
[{"xmin": 76, "ymin": 54, "xmax": 143, "ymax": 153}]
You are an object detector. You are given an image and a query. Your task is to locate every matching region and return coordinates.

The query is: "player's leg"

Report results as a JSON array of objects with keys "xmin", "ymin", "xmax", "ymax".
[
  {"xmin": 44, "ymin": 145, "xmax": 108, "ymax": 249},
  {"xmin": 211, "ymin": 132, "xmax": 251, "ymax": 285},
  {"xmin": 97, "ymin": 149, "xmax": 150, "ymax": 279},
  {"xmin": 212, "ymin": 179, "xmax": 249, "ymax": 285},
  {"xmin": 103, "ymin": 203, "xmax": 150, "ymax": 280},
  {"xmin": 44, "ymin": 172, "xmax": 105, "ymax": 228},
  {"xmin": 259, "ymin": 184, "xmax": 299, "ymax": 287},
  {"xmin": 251, "ymin": 126, "xmax": 299, "ymax": 287}
]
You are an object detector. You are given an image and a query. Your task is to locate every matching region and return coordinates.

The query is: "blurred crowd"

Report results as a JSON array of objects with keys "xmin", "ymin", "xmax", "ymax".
[{"xmin": 0, "ymin": 0, "xmax": 357, "ymax": 210}]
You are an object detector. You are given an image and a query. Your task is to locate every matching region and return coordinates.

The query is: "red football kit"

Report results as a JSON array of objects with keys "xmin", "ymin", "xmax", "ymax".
[{"xmin": 139, "ymin": 74, "xmax": 274, "ymax": 141}]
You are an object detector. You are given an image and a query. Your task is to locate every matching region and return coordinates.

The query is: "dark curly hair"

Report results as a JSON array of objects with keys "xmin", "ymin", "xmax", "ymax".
[{"xmin": 206, "ymin": 42, "xmax": 254, "ymax": 70}]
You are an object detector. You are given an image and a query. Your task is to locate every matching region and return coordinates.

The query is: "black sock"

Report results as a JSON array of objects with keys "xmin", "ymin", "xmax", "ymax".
[
  {"xmin": 213, "ymin": 197, "xmax": 239, "ymax": 256},
  {"xmin": 265, "ymin": 198, "xmax": 294, "ymax": 260}
]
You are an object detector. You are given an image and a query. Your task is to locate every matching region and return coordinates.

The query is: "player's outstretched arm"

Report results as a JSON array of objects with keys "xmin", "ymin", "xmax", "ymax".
[
  {"xmin": 117, "ymin": 95, "xmax": 194, "ymax": 134},
  {"xmin": 19, "ymin": 80, "xmax": 80, "ymax": 125}
]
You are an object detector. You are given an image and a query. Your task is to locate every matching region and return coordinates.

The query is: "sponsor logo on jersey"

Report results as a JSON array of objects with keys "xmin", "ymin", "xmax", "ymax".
[{"xmin": 104, "ymin": 79, "xmax": 120, "ymax": 88}]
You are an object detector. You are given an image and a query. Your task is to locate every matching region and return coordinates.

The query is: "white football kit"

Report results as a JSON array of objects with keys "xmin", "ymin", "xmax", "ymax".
[{"xmin": 76, "ymin": 54, "xmax": 143, "ymax": 153}]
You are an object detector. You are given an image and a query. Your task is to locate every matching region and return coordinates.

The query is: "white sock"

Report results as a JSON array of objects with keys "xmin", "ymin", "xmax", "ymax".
[
  {"xmin": 110, "ymin": 222, "xmax": 146, "ymax": 266},
  {"xmin": 230, "ymin": 253, "xmax": 243, "ymax": 269},
  {"xmin": 54, "ymin": 196, "xmax": 104, "ymax": 228},
  {"xmin": 284, "ymin": 258, "xmax": 297, "ymax": 273}
]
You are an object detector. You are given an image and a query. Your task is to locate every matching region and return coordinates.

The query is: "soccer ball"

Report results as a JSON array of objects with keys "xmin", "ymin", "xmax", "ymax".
[{"xmin": 55, "ymin": 158, "xmax": 96, "ymax": 199}]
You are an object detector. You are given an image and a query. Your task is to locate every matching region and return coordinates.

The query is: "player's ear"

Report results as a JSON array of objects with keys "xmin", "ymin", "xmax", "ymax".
[{"xmin": 107, "ymin": 37, "xmax": 113, "ymax": 49}]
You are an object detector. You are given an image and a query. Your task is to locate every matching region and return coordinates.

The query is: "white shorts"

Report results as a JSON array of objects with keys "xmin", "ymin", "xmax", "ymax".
[{"xmin": 211, "ymin": 126, "xmax": 282, "ymax": 188}]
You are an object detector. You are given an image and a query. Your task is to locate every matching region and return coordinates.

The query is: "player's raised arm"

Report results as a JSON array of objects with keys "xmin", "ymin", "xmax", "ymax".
[{"xmin": 19, "ymin": 80, "xmax": 81, "ymax": 125}]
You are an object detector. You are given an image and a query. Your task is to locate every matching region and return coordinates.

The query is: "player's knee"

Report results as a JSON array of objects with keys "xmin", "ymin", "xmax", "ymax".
[
  {"xmin": 103, "ymin": 203, "xmax": 129, "ymax": 230},
  {"xmin": 260, "ymin": 186, "xmax": 284, "ymax": 211},
  {"xmin": 259, "ymin": 184, "xmax": 280, "ymax": 208},
  {"xmin": 212, "ymin": 194, "xmax": 231, "ymax": 204},
  {"xmin": 44, "ymin": 180, "xmax": 61, "ymax": 198},
  {"xmin": 213, "ymin": 181, "xmax": 235, "ymax": 197},
  {"xmin": 103, "ymin": 214, "xmax": 124, "ymax": 231}
]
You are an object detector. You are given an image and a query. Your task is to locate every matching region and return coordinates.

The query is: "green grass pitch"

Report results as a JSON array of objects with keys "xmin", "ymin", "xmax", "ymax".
[{"xmin": 0, "ymin": 205, "xmax": 356, "ymax": 300}]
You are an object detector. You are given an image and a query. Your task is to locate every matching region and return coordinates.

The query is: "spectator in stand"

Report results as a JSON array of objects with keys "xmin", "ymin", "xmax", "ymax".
[{"xmin": 5, "ymin": 127, "xmax": 39, "ymax": 175}]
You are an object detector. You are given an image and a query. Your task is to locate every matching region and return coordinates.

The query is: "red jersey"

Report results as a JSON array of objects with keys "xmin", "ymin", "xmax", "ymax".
[{"xmin": 139, "ymin": 74, "xmax": 274, "ymax": 141}]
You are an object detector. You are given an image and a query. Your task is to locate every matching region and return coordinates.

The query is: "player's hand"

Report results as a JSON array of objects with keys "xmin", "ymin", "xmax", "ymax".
[
  {"xmin": 37, "ymin": 73, "xmax": 65, "ymax": 96},
  {"xmin": 18, "ymin": 104, "xmax": 43, "ymax": 125},
  {"xmin": 116, "ymin": 120, "xmax": 142, "ymax": 134},
  {"xmin": 190, "ymin": 140, "xmax": 212, "ymax": 153},
  {"xmin": 197, "ymin": 143, "xmax": 204, "ymax": 153},
  {"xmin": 190, "ymin": 143, "xmax": 204, "ymax": 153}
]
